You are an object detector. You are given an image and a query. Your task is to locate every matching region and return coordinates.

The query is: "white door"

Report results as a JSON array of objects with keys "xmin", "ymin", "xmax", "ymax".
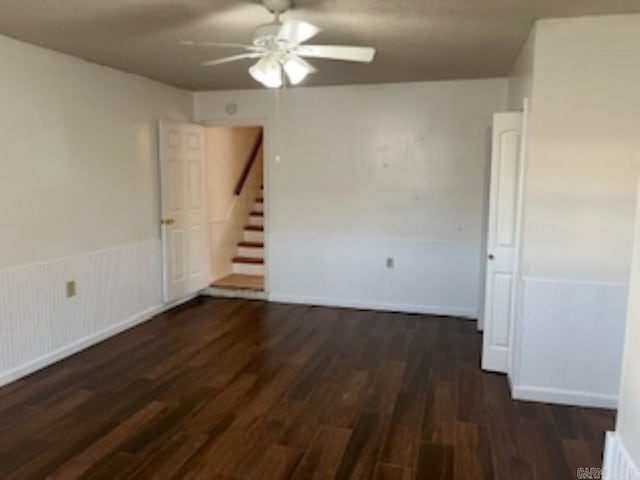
[
  {"xmin": 482, "ymin": 112, "xmax": 523, "ymax": 373},
  {"xmin": 159, "ymin": 120, "xmax": 210, "ymax": 303}
]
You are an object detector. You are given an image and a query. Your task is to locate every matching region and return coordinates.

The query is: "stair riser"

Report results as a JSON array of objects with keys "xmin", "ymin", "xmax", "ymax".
[
  {"xmin": 248, "ymin": 216, "xmax": 264, "ymax": 227},
  {"xmin": 238, "ymin": 247, "xmax": 265, "ymax": 257},
  {"xmin": 232, "ymin": 263, "xmax": 265, "ymax": 276},
  {"xmin": 243, "ymin": 230, "xmax": 264, "ymax": 243},
  {"xmin": 254, "ymin": 202, "xmax": 264, "ymax": 213}
]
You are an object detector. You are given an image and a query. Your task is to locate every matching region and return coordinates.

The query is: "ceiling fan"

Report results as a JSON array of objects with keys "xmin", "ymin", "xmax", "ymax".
[{"xmin": 182, "ymin": 0, "xmax": 376, "ymax": 88}]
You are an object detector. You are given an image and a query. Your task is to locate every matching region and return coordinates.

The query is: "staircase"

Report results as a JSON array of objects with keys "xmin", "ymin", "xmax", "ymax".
[
  {"xmin": 208, "ymin": 130, "xmax": 265, "ymax": 296},
  {"xmin": 231, "ymin": 188, "xmax": 265, "ymax": 278}
]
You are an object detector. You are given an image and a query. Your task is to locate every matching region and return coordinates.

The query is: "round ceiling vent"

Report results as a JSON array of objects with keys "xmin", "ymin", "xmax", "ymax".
[{"xmin": 225, "ymin": 102, "xmax": 238, "ymax": 115}]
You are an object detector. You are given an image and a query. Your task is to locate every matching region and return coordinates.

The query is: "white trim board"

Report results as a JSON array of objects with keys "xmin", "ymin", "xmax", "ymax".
[
  {"xmin": 513, "ymin": 276, "xmax": 628, "ymax": 410},
  {"xmin": 0, "ymin": 239, "xmax": 197, "ymax": 388},
  {"xmin": 268, "ymin": 293, "xmax": 478, "ymax": 319},
  {"xmin": 512, "ymin": 384, "xmax": 618, "ymax": 409},
  {"xmin": 0, "ymin": 295, "xmax": 195, "ymax": 388},
  {"xmin": 267, "ymin": 235, "xmax": 483, "ymax": 320},
  {"xmin": 603, "ymin": 432, "xmax": 640, "ymax": 480},
  {"xmin": 520, "ymin": 275, "xmax": 628, "ymax": 288}
]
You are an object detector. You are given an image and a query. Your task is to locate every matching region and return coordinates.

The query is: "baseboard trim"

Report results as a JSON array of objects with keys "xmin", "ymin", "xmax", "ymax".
[
  {"xmin": 512, "ymin": 384, "xmax": 618, "ymax": 409},
  {"xmin": 0, "ymin": 294, "xmax": 195, "ymax": 388},
  {"xmin": 268, "ymin": 293, "xmax": 477, "ymax": 319},
  {"xmin": 603, "ymin": 432, "xmax": 640, "ymax": 480}
]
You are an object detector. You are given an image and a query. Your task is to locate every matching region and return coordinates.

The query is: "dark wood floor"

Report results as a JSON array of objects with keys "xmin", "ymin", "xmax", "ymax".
[{"xmin": 0, "ymin": 298, "xmax": 614, "ymax": 479}]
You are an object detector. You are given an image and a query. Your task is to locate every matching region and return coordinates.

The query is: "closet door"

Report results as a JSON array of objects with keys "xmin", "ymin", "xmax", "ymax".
[{"xmin": 482, "ymin": 112, "xmax": 523, "ymax": 373}]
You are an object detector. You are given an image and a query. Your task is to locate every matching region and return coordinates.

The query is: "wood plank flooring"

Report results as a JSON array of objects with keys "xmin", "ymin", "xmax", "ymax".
[
  {"xmin": 0, "ymin": 298, "xmax": 614, "ymax": 479},
  {"xmin": 212, "ymin": 274, "xmax": 265, "ymax": 291}
]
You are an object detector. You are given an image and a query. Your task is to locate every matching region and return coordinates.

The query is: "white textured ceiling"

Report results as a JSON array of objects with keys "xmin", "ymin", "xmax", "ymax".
[{"xmin": 0, "ymin": 0, "xmax": 639, "ymax": 90}]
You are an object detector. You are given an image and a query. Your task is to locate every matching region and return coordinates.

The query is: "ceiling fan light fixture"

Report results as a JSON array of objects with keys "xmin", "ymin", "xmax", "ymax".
[
  {"xmin": 283, "ymin": 55, "xmax": 314, "ymax": 85},
  {"xmin": 249, "ymin": 55, "xmax": 283, "ymax": 88}
]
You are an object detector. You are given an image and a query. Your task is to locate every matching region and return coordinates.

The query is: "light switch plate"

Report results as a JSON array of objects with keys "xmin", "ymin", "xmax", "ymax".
[{"xmin": 66, "ymin": 281, "xmax": 76, "ymax": 298}]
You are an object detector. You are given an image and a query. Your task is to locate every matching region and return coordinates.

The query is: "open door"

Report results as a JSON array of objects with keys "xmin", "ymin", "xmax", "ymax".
[
  {"xmin": 482, "ymin": 112, "xmax": 523, "ymax": 373},
  {"xmin": 159, "ymin": 119, "xmax": 210, "ymax": 303}
]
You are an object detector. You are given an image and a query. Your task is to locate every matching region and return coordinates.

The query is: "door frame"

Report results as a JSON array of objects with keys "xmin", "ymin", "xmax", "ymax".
[
  {"xmin": 508, "ymin": 97, "xmax": 529, "ymax": 384},
  {"xmin": 201, "ymin": 115, "xmax": 273, "ymax": 295},
  {"xmin": 478, "ymin": 125, "xmax": 494, "ymax": 332}
]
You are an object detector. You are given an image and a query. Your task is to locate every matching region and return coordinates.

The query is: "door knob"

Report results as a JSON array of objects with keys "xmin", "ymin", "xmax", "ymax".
[
  {"xmin": 488, "ymin": 254, "xmax": 495, "ymax": 260},
  {"xmin": 161, "ymin": 218, "xmax": 175, "ymax": 226}
]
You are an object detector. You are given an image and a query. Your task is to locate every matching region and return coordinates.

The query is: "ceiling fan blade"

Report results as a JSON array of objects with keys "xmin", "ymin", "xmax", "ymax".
[
  {"xmin": 201, "ymin": 53, "xmax": 263, "ymax": 67},
  {"xmin": 181, "ymin": 40, "xmax": 260, "ymax": 51},
  {"xmin": 296, "ymin": 45, "xmax": 376, "ymax": 63},
  {"xmin": 283, "ymin": 55, "xmax": 316, "ymax": 85},
  {"xmin": 291, "ymin": 56, "xmax": 317, "ymax": 73},
  {"xmin": 277, "ymin": 19, "xmax": 320, "ymax": 45}
]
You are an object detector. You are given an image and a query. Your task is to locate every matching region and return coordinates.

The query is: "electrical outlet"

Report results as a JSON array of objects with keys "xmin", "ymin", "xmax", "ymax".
[
  {"xmin": 66, "ymin": 281, "xmax": 76, "ymax": 298},
  {"xmin": 386, "ymin": 258, "xmax": 394, "ymax": 268}
]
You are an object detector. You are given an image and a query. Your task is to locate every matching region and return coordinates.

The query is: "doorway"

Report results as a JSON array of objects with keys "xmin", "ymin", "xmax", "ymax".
[
  {"xmin": 158, "ymin": 120, "xmax": 267, "ymax": 304},
  {"xmin": 205, "ymin": 125, "xmax": 266, "ymax": 293}
]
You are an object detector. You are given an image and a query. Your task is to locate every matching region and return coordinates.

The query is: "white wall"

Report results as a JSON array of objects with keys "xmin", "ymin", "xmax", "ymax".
[
  {"xmin": 511, "ymin": 15, "xmax": 640, "ymax": 408},
  {"xmin": 605, "ymin": 183, "xmax": 640, "ymax": 474},
  {"xmin": 0, "ymin": 35, "xmax": 192, "ymax": 385},
  {"xmin": 196, "ymin": 79, "xmax": 507, "ymax": 316},
  {"xmin": 523, "ymin": 16, "xmax": 640, "ymax": 283},
  {"xmin": 504, "ymin": 25, "xmax": 536, "ymax": 383},
  {"xmin": 507, "ymin": 26, "xmax": 536, "ymax": 111}
]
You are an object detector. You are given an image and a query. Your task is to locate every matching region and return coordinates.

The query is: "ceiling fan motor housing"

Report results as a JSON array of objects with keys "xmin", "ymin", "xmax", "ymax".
[
  {"xmin": 263, "ymin": 0, "xmax": 292, "ymax": 14},
  {"xmin": 253, "ymin": 22, "xmax": 283, "ymax": 46}
]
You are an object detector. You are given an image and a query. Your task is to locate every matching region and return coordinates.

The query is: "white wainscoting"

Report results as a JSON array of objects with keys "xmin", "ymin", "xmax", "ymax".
[
  {"xmin": 603, "ymin": 432, "xmax": 640, "ymax": 480},
  {"xmin": 267, "ymin": 233, "xmax": 481, "ymax": 319},
  {"xmin": 512, "ymin": 277, "xmax": 628, "ymax": 408},
  {"xmin": 0, "ymin": 239, "xmax": 167, "ymax": 387}
]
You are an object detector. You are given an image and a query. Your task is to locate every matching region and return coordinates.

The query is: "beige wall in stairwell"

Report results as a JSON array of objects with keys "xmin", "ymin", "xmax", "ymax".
[{"xmin": 206, "ymin": 126, "xmax": 263, "ymax": 282}]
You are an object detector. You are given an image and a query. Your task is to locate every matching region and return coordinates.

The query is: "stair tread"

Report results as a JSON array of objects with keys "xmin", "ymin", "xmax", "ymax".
[
  {"xmin": 249, "ymin": 211, "xmax": 264, "ymax": 217},
  {"xmin": 256, "ymin": 197, "xmax": 264, "ymax": 202},
  {"xmin": 233, "ymin": 256, "xmax": 264, "ymax": 265},
  {"xmin": 245, "ymin": 225, "xmax": 263, "ymax": 232},
  {"xmin": 238, "ymin": 241, "xmax": 264, "ymax": 248}
]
